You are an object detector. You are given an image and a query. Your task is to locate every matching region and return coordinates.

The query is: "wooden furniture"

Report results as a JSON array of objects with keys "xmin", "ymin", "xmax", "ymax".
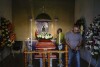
[
  {"xmin": 24, "ymin": 50, "xmax": 68, "ymax": 67},
  {"xmin": 35, "ymin": 42, "xmax": 56, "ymax": 67},
  {"xmin": 24, "ymin": 40, "xmax": 68, "ymax": 67}
]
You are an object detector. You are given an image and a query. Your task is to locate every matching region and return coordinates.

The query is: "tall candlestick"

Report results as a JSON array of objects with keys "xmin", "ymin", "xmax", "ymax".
[
  {"xmin": 29, "ymin": 17, "xmax": 33, "ymax": 67},
  {"xmin": 59, "ymin": 33, "xmax": 61, "ymax": 45},
  {"xmin": 30, "ymin": 18, "xmax": 33, "ymax": 51}
]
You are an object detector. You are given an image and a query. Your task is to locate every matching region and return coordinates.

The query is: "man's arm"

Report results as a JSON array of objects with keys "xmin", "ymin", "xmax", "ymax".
[
  {"xmin": 65, "ymin": 33, "xmax": 72, "ymax": 49},
  {"xmin": 65, "ymin": 40, "xmax": 72, "ymax": 49},
  {"xmin": 75, "ymin": 34, "xmax": 82, "ymax": 50},
  {"xmin": 77, "ymin": 40, "xmax": 82, "ymax": 47}
]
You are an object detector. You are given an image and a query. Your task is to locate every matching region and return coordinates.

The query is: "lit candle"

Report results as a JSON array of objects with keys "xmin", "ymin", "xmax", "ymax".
[{"xmin": 27, "ymin": 38, "xmax": 29, "ymax": 47}]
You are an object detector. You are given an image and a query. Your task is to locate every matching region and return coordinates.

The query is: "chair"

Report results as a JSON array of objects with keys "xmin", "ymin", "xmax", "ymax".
[{"xmin": 12, "ymin": 41, "xmax": 23, "ymax": 56}]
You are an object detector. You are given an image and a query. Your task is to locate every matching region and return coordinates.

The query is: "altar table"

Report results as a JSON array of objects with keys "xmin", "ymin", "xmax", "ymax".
[{"xmin": 35, "ymin": 42, "xmax": 56, "ymax": 67}]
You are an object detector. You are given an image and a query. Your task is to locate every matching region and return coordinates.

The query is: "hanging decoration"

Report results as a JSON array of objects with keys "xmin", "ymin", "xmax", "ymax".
[{"xmin": 0, "ymin": 17, "xmax": 16, "ymax": 48}]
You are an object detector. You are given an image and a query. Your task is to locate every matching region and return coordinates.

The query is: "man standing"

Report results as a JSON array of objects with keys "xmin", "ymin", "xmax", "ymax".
[{"xmin": 65, "ymin": 24, "xmax": 82, "ymax": 67}]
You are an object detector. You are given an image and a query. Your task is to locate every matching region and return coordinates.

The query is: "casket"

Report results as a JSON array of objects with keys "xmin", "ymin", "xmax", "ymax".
[{"xmin": 36, "ymin": 42, "xmax": 56, "ymax": 50}]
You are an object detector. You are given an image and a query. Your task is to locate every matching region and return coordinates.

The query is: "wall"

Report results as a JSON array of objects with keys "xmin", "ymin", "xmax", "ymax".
[
  {"xmin": 93, "ymin": 0, "xmax": 100, "ymax": 17},
  {"xmin": 0, "ymin": 0, "xmax": 12, "ymax": 21},
  {"xmin": 0, "ymin": 0, "xmax": 12, "ymax": 62},
  {"xmin": 75, "ymin": 0, "xmax": 94, "ymax": 27},
  {"xmin": 12, "ymin": 0, "xmax": 75, "ymax": 41},
  {"xmin": 75, "ymin": 0, "xmax": 100, "ymax": 67}
]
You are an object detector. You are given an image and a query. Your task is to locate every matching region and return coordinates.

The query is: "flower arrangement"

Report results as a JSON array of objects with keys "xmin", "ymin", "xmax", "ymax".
[
  {"xmin": 85, "ymin": 15, "xmax": 100, "ymax": 61},
  {"xmin": 37, "ymin": 32, "xmax": 53, "ymax": 40},
  {"xmin": 0, "ymin": 17, "xmax": 16, "ymax": 48}
]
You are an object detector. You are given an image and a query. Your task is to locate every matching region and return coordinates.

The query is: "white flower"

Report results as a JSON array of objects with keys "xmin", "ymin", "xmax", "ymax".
[
  {"xmin": 89, "ymin": 41, "xmax": 93, "ymax": 43},
  {"xmin": 50, "ymin": 35, "xmax": 53, "ymax": 38},
  {"xmin": 97, "ymin": 41, "xmax": 100, "ymax": 45},
  {"xmin": 94, "ymin": 46, "xmax": 99, "ymax": 50},
  {"xmin": 45, "ymin": 35, "xmax": 48, "ymax": 39},
  {"xmin": 42, "ymin": 36, "xmax": 44, "ymax": 38},
  {"xmin": 91, "ymin": 52, "xmax": 94, "ymax": 55},
  {"xmin": 39, "ymin": 35, "xmax": 41, "ymax": 38},
  {"xmin": 95, "ymin": 23, "xmax": 98, "ymax": 26},
  {"xmin": 90, "ymin": 32, "xmax": 93, "ymax": 36},
  {"xmin": 85, "ymin": 45, "xmax": 91, "ymax": 48},
  {"xmin": 46, "ymin": 35, "xmax": 49, "ymax": 39},
  {"xmin": 94, "ymin": 52, "xmax": 98, "ymax": 54},
  {"xmin": 89, "ymin": 45, "xmax": 92, "ymax": 49}
]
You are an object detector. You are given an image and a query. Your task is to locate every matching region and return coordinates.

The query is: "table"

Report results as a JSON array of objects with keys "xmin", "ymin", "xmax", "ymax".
[
  {"xmin": 24, "ymin": 40, "xmax": 68, "ymax": 67},
  {"xmin": 24, "ymin": 49, "xmax": 68, "ymax": 67}
]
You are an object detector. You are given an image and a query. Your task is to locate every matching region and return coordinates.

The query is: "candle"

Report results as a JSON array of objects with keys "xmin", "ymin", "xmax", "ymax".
[
  {"xmin": 30, "ymin": 18, "xmax": 33, "ymax": 51},
  {"xmin": 29, "ymin": 18, "xmax": 33, "ymax": 66},
  {"xmin": 59, "ymin": 32, "xmax": 61, "ymax": 45}
]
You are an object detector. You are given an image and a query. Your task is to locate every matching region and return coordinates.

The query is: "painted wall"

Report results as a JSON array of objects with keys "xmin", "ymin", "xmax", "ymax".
[
  {"xmin": 12, "ymin": 0, "xmax": 75, "ymax": 41},
  {"xmin": 0, "ymin": 0, "xmax": 12, "ymax": 21},
  {"xmin": 93, "ymin": 0, "xmax": 100, "ymax": 17},
  {"xmin": 75, "ymin": 0, "xmax": 100, "ymax": 67},
  {"xmin": 75, "ymin": 0, "xmax": 94, "ymax": 27}
]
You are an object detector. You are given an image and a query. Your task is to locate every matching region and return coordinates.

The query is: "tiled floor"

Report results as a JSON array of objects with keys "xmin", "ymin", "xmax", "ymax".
[{"xmin": 0, "ymin": 53, "xmax": 93, "ymax": 67}]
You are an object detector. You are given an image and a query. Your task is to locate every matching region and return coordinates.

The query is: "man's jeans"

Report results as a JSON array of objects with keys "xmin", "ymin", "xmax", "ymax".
[{"xmin": 68, "ymin": 49, "xmax": 80, "ymax": 67}]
